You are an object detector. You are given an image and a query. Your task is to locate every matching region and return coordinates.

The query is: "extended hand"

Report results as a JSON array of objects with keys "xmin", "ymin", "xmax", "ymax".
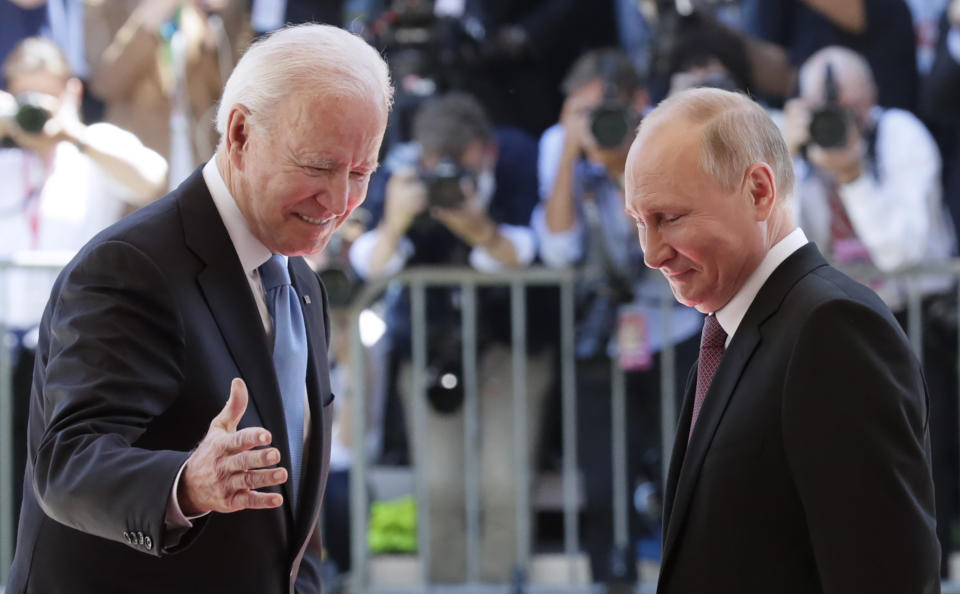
[{"xmin": 178, "ymin": 378, "xmax": 287, "ymax": 515}]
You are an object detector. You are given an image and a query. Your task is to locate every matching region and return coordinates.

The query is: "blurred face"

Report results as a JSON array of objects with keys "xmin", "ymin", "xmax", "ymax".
[
  {"xmin": 624, "ymin": 119, "xmax": 767, "ymax": 313},
  {"xmin": 229, "ymin": 90, "xmax": 387, "ymax": 256},
  {"xmin": 6, "ymin": 70, "xmax": 73, "ymax": 114},
  {"xmin": 800, "ymin": 59, "xmax": 875, "ymax": 128}
]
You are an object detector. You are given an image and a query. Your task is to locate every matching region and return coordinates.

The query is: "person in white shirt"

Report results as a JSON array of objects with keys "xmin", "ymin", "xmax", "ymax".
[{"xmin": 786, "ymin": 45, "xmax": 959, "ymax": 570}]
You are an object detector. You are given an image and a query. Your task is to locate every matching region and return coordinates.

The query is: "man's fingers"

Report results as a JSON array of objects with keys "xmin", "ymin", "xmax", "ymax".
[
  {"xmin": 230, "ymin": 467, "xmax": 288, "ymax": 493},
  {"xmin": 224, "ymin": 447, "xmax": 281, "ymax": 474},
  {"xmin": 212, "ymin": 378, "xmax": 248, "ymax": 432},
  {"xmin": 224, "ymin": 426, "xmax": 271, "ymax": 454},
  {"xmin": 230, "ymin": 490, "xmax": 284, "ymax": 511}
]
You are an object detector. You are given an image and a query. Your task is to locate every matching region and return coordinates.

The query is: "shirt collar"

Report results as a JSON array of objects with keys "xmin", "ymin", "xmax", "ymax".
[
  {"xmin": 202, "ymin": 157, "xmax": 278, "ymax": 274},
  {"xmin": 714, "ymin": 227, "xmax": 808, "ymax": 345}
]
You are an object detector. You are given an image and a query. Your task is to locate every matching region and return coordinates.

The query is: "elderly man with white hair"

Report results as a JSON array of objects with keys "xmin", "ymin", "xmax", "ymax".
[{"xmin": 8, "ymin": 24, "xmax": 392, "ymax": 594}]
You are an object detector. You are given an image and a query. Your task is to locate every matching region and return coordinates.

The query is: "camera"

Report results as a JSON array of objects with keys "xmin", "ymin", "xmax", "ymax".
[
  {"xmin": 419, "ymin": 159, "xmax": 471, "ymax": 208},
  {"xmin": 591, "ymin": 103, "xmax": 635, "ymax": 150},
  {"xmin": 590, "ymin": 55, "xmax": 639, "ymax": 150},
  {"xmin": 808, "ymin": 63, "xmax": 849, "ymax": 149},
  {"xmin": 1, "ymin": 91, "xmax": 53, "ymax": 147}
]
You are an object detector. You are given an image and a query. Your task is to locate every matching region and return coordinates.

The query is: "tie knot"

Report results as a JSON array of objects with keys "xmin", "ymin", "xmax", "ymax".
[
  {"xmin": 701, "ymin": 314, "xmax": 727, "ymax": 350},
  {"xmin": 259, "ymin": 254, "xmax": 290, "ymax": 291}
]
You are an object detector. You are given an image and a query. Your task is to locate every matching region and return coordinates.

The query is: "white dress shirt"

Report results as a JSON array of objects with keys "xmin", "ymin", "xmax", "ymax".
[
  {"xmin": 164, "ymin": 158, "xmax": 312, "ymax": 540},
  {"xmin": 715, "ymin": 228, "xmax": 809, "ymax": 346}
]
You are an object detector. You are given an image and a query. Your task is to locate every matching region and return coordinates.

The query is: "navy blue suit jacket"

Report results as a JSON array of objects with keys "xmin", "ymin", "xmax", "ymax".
[{"xmin": 8, "ymin": 168, "xmax": 335, "ymax": 594}]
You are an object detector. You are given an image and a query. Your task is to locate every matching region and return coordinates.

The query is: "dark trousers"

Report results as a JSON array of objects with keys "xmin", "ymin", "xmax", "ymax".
[{"xmin": 576, "ymin": 335, "xmax": 699, "ymax": 583}]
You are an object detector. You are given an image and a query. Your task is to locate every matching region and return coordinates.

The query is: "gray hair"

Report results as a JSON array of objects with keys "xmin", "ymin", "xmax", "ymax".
[
  {"xmin": 215, "ymin": 23, "xmax": 393, "ymax": 136},
  {"xmin": 641, "ymin": 87, "xmax": 794, "ymax": 199}
]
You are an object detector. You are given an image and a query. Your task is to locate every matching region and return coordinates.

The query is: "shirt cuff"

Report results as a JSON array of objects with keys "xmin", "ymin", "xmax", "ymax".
[
  {"xmin": 348, "ymin": 228, "xmax": 414, "ymax": 280},
  {"xmin": 163, "ymin": 460, "xmax": 208, "ymax": 549},
  {"xmin": 469, "ymin": 224, "xmax": 536, "ymax": 272},
  {"xmin": 530, "ymin": 203, "xmax": 584, "ymax": 267}
]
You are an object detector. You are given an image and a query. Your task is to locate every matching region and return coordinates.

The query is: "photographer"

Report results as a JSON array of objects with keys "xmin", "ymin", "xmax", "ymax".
[
  {"xmin": 532, "ymin": 48, "xmax": 702, "ymax": 585},
  {"xmin": 349, "ymin": 91, "xmax": 553, "ymax": 584},
  {"xmin": 1, "ymin": 36, "xmax": 166, "ymax": 535},
  {"xmin": 787, "ymin": 45, "xmax": 959, "ymax": 572}
]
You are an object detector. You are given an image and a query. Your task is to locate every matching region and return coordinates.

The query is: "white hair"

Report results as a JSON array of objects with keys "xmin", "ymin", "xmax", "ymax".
[{"xmin": 215, "ymin": 23, "xmax": 393, "ymax": 136}]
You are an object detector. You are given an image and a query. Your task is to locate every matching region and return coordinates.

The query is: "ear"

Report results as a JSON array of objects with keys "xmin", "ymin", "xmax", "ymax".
[
  {"xmin": 743, "ymin": 162, "xmax": 777, "ymax": 221},
  {"xmin": 223, "ymin": 104, "xmax": 253, "ymax": 171}
]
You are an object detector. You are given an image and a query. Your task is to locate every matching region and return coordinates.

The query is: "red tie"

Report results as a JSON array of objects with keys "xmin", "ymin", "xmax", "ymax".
[{"xmin": 689, "ymin": 315, "xmax": 727, "ymax": 441}]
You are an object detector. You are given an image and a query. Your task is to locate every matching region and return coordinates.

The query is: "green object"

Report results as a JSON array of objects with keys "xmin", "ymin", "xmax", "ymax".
[{"xmin": 367, "ymin": 496, "xmax": 418, "ymax": 554}]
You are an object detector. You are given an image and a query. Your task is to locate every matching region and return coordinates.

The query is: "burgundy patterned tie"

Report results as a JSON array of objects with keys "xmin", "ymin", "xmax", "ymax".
[{"xmin": 689, "ymin": 315, "xmax": 727, "ymax": 441}]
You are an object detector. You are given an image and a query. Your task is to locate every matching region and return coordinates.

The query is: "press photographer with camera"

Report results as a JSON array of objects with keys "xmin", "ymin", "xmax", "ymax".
[
  {"xmin": 1, "ymin": 36, "xmax": 167, "ymax": 534},
  {"xmin": 532, "ymin": 48, "xmax": 702, "ymax": 586},
  {"xmin": 349, "ymin": 91, "xmax": 555, "ymax": 583},
  {"xmin": 787, "ymin": 45, "xmax": 959, "ymax": 572}
]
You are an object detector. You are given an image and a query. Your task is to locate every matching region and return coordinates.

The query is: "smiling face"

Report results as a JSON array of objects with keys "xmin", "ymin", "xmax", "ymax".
[
  {"xmin": 226, "ymin": 89, "xmax": 387, "ymax": 256},
  {"xmin": 624, "ymin": 118, "xmax": 768, "ymax": 313}
]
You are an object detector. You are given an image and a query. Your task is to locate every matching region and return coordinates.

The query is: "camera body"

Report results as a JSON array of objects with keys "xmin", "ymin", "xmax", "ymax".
[
  {"xmin": 807, "ymin": 62, "xmax": 849, "ymax": 150},
  {"xmin": 419, "ymin": 158, "xmax": 471, "ymax": 208},
  {"xmin": 808, "ymin": 104, "xmax": 848, "ymax": 149},
  {"xmin": 1, "ymin": 91, "xmax": 53, "ymax": 147},
  {"xmin": 590, "ymin": 102, "xmax": 635, "ymax": 149}
]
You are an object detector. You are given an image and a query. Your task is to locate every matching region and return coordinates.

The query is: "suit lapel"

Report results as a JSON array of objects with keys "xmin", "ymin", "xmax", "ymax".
[
  {"xmin": 177, "ymin": 169, "xmax": 296, "ymax": 523},
  {"xmin": 289, "ymin": 258, "xmax": 332, "ymax": 549},
  {"xmin": 659, "ymin": 243, "xmax": 829, "ymax": 574}
]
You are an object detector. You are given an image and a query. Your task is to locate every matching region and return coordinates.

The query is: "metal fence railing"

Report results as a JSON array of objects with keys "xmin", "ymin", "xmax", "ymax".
[{"xmin": 5, "ymin": 257, "xmax": 960, "ymax": 593}]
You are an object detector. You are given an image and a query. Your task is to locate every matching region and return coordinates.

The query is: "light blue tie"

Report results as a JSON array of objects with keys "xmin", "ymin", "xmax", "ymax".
[{"xmin": 259, "ymin": 255, "xmax": 308, "ymax": 509}]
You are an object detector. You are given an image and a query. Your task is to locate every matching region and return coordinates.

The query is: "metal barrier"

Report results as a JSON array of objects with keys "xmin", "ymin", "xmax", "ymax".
[{"xmin": 3, "ymin": 257, "xmax": 960, "ymax": 592}]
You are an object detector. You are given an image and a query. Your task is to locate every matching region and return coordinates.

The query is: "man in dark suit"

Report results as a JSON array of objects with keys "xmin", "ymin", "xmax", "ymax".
[
  {"xmin": 7, "ymin": 23, "xmax": 392, "ymax": 594},
  {"xmin": 623, "ymin": 87, "xmax": 940, "ymax": 593}
]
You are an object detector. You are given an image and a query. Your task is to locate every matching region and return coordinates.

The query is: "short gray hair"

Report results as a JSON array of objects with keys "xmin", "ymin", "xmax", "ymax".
[
  {"xmin": 215, "ymin": 23, "xmax": 393, "ymax": 136},
  {"xmin": 642, "ymin": 87, "xmax": 794, "ymax": 199}
]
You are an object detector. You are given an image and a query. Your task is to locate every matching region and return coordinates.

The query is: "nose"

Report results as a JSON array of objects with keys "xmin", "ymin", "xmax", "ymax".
[
  {"xmin": 326, "ymin": 170, "xmax": 350, "ymax": 217},
  {"xmin": 642, "ymin": 226, "xmax": 673, "ymax": 270}
]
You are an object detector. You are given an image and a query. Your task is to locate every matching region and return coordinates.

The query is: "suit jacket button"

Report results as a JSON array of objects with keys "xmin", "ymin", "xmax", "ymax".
[
  {"xmin": 144, "ymin": 535, "xmax": 153, "ymax": 550},
  {"xmin": 137, "ymin": 531, "xmax": 144, "ymax": 545}
]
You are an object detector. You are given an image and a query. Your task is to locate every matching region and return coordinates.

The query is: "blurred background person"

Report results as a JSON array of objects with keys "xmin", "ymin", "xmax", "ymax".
[
  {"xmin": 742, "ymin": 0, "xmax": 919, "ymax": 110},
  {"xmin": 0, "ymin": 34, "xmax": 166, "ymax": 538},
  {"xmin": 349, "ymin": 91, "xmax": 555, "ymax": 584},
  {"xmin": 786, "ymin": 44, "xmax": 959, "ymax": 573},
  {"xmin": 84, "ymin": 0, "xmax": 251, "ymax": 191},
  {"xmin": 532, "ymin": 47, "xmax": 702, "ymax": 586}
]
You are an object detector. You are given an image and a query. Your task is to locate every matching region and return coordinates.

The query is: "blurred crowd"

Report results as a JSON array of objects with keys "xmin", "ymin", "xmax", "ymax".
[{"xmin": 5, "ymin": 0, "xmax": 960, "ymax": 588}]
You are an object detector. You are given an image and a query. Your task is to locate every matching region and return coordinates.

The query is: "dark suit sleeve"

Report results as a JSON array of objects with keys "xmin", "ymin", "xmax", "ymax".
[
  {"xmin": 32, "ymin": 240, "xmax": 190, "ymax": 556},
  {"xmin": 781, "ymin": 299, "xmax": 940, "ymax": 593}
]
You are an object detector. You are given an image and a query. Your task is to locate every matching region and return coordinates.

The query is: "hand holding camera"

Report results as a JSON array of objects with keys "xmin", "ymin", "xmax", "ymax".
[
  {"xmin": 382, "ymin": 168, "xmax": 429, "ymax": 238},
  {"xmin": 0, "ymin": 89, "xmax": 80, "ymax": 155}
]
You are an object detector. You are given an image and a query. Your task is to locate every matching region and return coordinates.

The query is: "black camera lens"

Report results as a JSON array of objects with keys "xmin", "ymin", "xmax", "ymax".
[
  {"xmin": 590, "ymin": 104, "xmax": 632, "ymax": 149},
  {"xmin": 808, "ymin": 105, "xmax": 848, "ymax": 149},
  {"xmin": 14, "ymin": 94, "xmax": 52, "ymax": 134}
]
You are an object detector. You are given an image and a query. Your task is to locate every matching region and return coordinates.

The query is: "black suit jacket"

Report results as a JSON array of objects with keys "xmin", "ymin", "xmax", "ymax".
[
  {"xmin": 8, "ymin": 169, "xmax": 334, "ymax": 594},
  {"xmin": 658, "ymin": 244, "xmax": 940, "ymax": 594}
]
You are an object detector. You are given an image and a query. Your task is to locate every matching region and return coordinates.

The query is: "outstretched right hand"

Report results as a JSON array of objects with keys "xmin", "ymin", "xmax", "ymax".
[{"xmin": 178, "ymin": 378, "xmax": 287, "ymax": 515}]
